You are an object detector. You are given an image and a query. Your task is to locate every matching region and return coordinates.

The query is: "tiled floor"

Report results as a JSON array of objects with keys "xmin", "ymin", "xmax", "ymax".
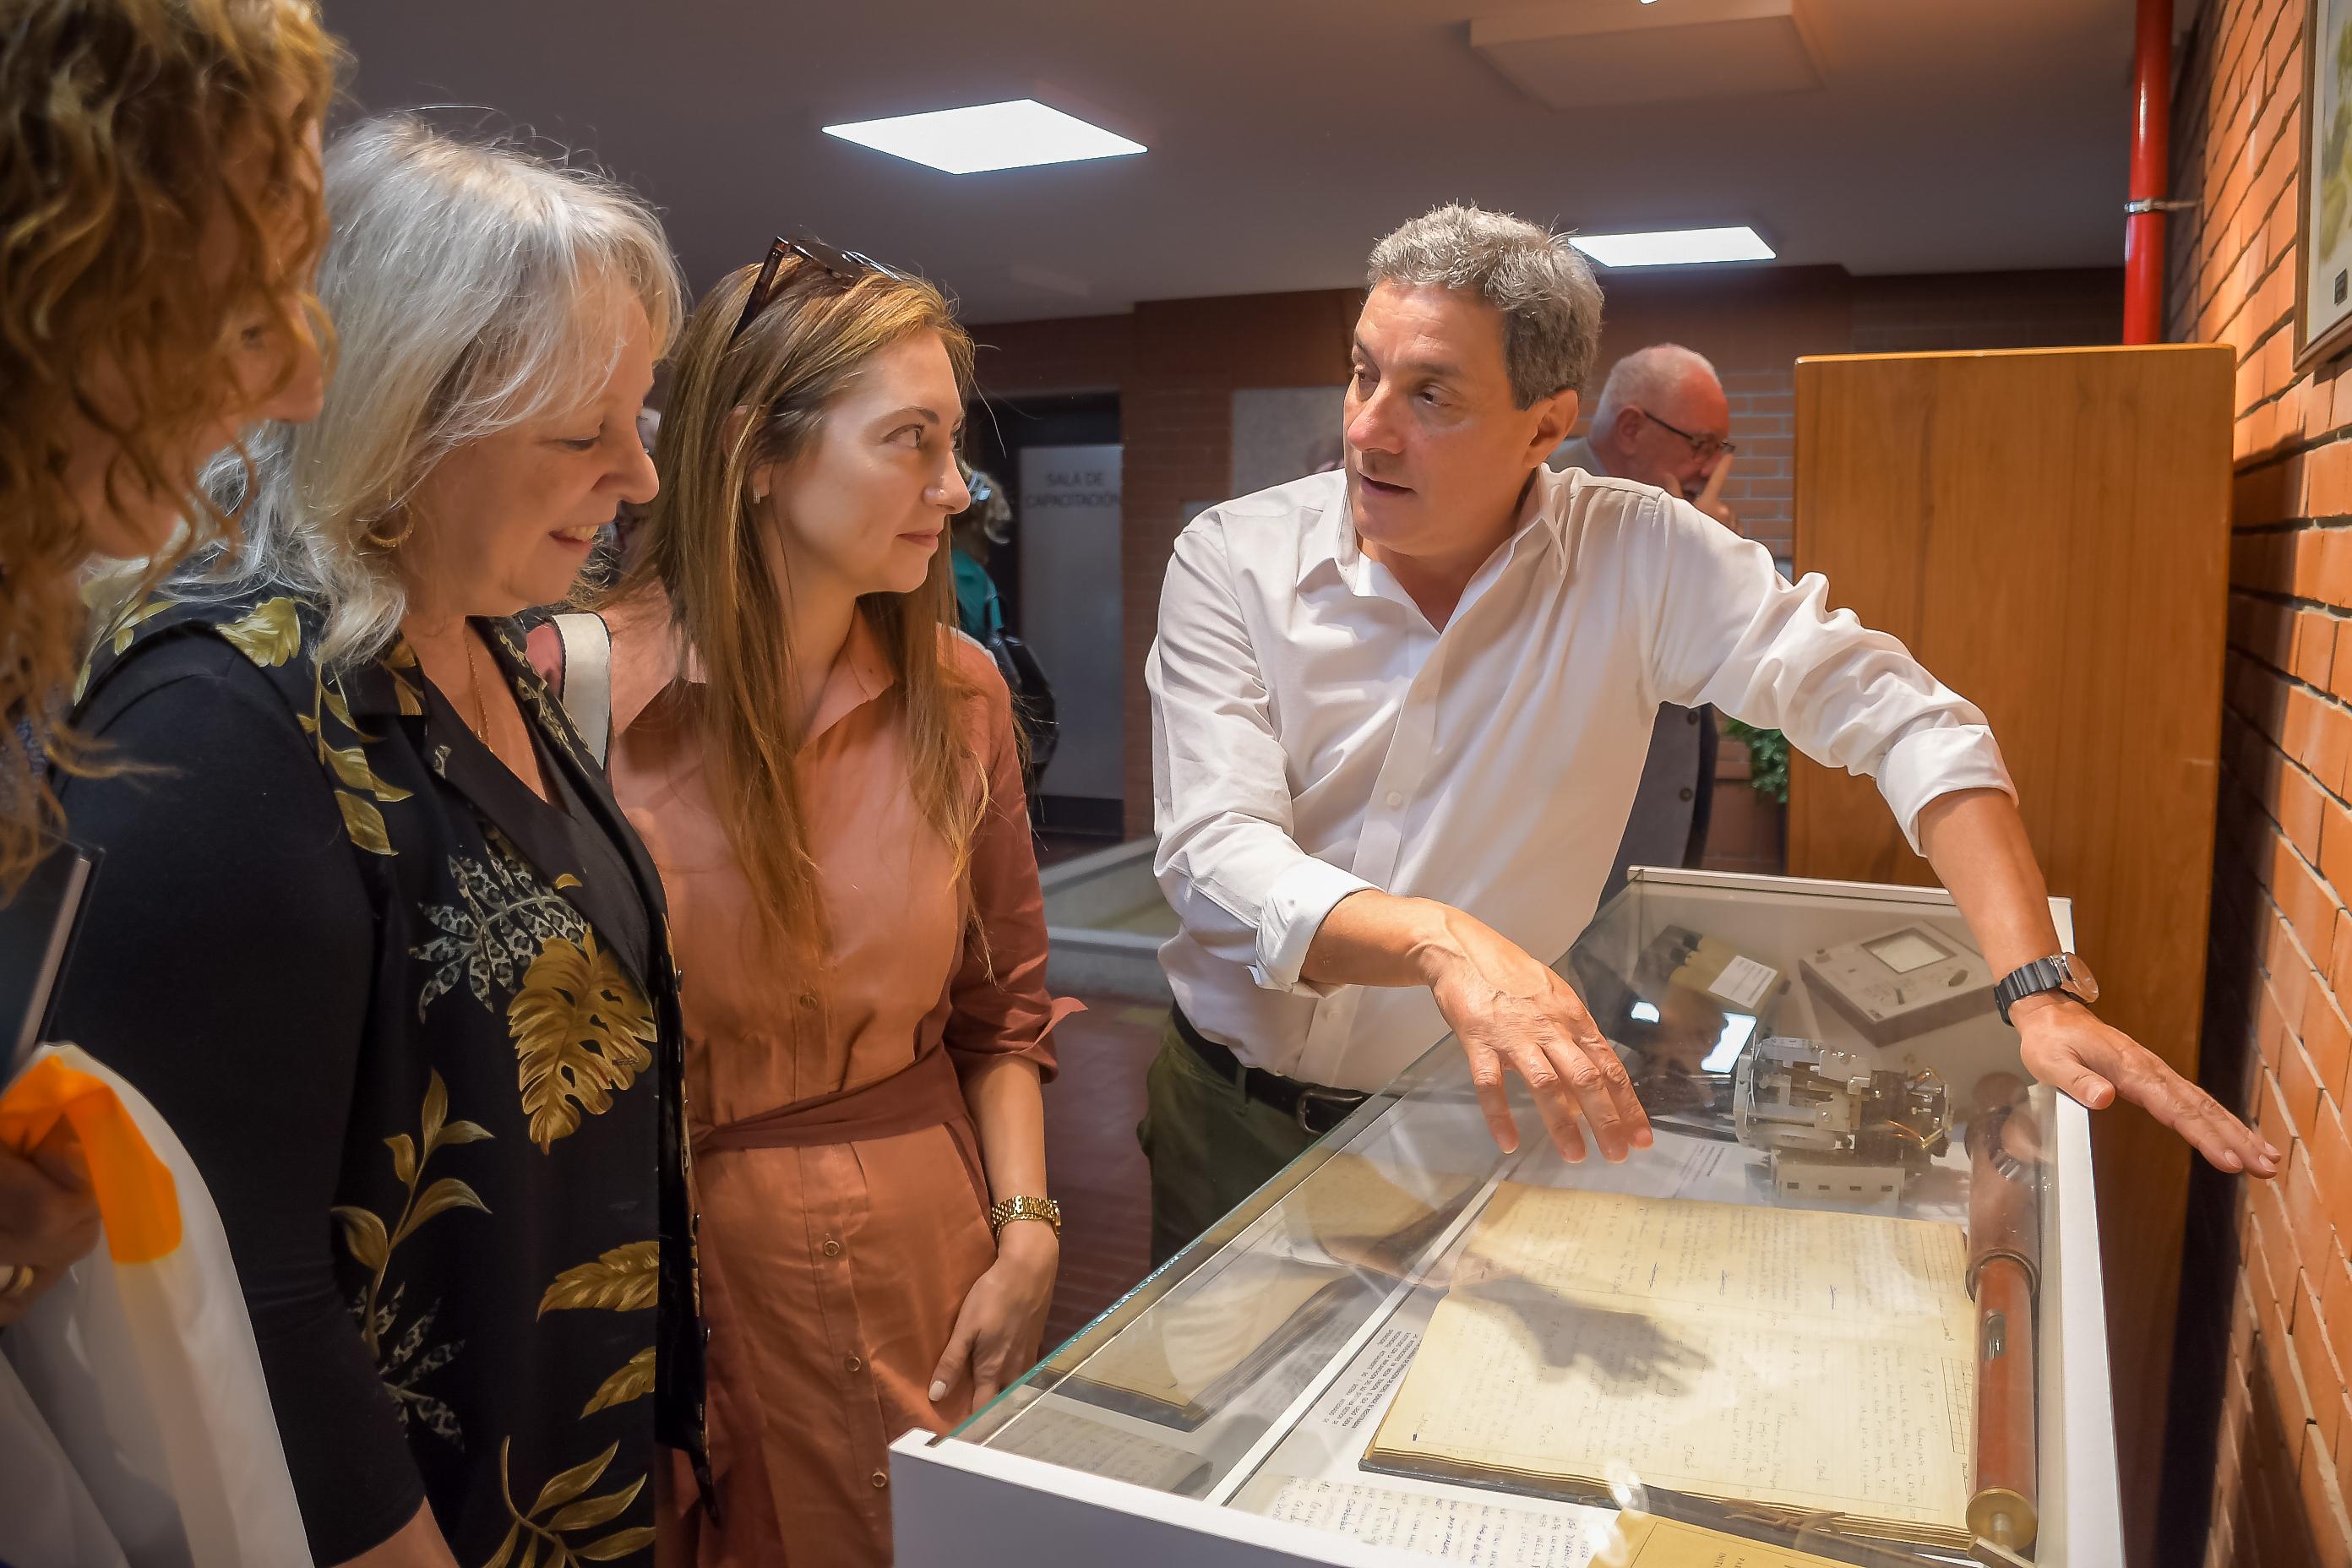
[{"xmin": 1039, "ymin": 991, "xmax": 1162, "ymax": 1349}]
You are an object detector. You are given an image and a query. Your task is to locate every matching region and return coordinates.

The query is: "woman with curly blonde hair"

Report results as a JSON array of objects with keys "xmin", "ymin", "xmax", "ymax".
[
  {"xmin": 2, "ymin": 0, "xmax": 337, "ymax": 866},
  {"xmin": 0, "ymin": 0, "xmax": 336, "ymax": 1328}
]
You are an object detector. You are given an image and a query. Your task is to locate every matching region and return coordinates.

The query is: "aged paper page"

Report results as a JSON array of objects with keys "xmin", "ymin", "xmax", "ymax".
[
  {"xmin": 1073, "ymin": 1251, "xmax": 1341, "ymax": 1407},
  {"xmin": 992, "ymin": 1401, "xmax": 1213, "ymax": 1494},
  {"xmin": 1236, "ymin": 1476, "xmax": 1870, "ymax": 1568},
  {"xmin": 1455, "ymin": 1185, "xmax": 1972, "ymax": 1350},
  {"xmin": 1236, "ymin": 1474, "xmax": 1607, "ymax": 1565},
  {"xmin": 1369, "ymin": 1184, "xmax": 1974, "ymax": 1542},
  {"xmin": 1598, "ymin": 1511, "xmax": 1881, "ymax": 1568},
  {"xmin": 1073, "ymin": 1152, "xmax": 1463, "ymax": 1410}
]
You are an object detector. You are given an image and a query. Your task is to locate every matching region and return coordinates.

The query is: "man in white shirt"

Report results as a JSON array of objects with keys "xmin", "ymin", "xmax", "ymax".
[{"xmin": 1139, "ymin": 202, "xmax": 2275, "ymax": 1265}]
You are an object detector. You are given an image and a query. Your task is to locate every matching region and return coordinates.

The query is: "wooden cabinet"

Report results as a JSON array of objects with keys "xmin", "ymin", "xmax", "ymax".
[{"xmin": 1788, "ymin": 343, "xmax": 2233, "ymax": 1566}]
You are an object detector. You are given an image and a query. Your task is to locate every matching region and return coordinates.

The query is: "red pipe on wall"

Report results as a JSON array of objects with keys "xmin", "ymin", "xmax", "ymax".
[{"xmin": 2124, "ymin": 0, "xmax": 2173, "ymax": 344}]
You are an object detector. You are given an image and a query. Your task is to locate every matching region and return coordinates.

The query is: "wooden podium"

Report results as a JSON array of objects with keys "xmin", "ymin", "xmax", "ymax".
[{"xmin": 1787, "ymin": 343, "xmax": 2233, "ymax": 1565}]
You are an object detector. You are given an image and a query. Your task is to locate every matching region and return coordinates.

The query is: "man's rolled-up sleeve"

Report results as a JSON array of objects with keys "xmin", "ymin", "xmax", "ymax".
[
  {"xmin": 1640, "ymin": 496, "xmax": 2015, "ymax": 854},
  {"xmin": 1148, "ymin": 520, "xmax": 1375, "ymax": 992}
]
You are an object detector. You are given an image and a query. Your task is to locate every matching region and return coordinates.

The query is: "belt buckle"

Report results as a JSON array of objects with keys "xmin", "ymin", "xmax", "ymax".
[{"xmin": 1294, "ymin": 1086, "xmax": 1364, "ymax": 1138}]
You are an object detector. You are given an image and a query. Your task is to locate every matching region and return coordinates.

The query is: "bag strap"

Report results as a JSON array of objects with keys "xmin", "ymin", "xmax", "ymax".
[{"xmin": 550, "ymin": 612, "xmax": 613, "ymax": 767}]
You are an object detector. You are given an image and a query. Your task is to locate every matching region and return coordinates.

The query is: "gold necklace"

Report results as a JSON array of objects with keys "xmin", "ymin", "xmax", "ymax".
[{"xmin": 461, "ymin": 630, "xmax": 493, "ymax": 748}]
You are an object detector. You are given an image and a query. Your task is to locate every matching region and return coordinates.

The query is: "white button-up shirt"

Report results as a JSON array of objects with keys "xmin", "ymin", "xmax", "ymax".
[{"xmin": 1146, "ymin": 465, "xmax": 2014, "ymax": 1092}]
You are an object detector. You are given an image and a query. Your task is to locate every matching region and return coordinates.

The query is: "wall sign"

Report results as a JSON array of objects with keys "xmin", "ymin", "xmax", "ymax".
[{"xmin": 2300, "ymin": 0, "xmax": 2352, "ymax": 366}]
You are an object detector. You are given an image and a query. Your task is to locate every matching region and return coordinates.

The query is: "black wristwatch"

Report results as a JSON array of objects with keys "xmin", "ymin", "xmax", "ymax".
[{"xmin": 1994, "ymin": 952, "xmax": 2100, "ymax": 1025}]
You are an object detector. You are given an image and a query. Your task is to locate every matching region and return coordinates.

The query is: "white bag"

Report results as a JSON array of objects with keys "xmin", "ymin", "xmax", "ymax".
[{"xmin": 0, "ymin": 1044, "xmax": 312, "ymax": 1568}]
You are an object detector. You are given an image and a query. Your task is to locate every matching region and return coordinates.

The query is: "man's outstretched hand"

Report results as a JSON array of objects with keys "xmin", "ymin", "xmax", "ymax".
[
  {"xmin": 1413, "ymin": 906, "xmax": 1653, "ymax": 1162},
  {"xmin": 2011, "ymin": 992, "xmax": 2279, "ymax": 1178}
]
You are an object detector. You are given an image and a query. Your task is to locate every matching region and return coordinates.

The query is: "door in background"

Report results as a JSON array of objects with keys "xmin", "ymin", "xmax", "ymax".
[{"xmin": 1017, "ymin": 442, "xmax": 1124, "ymax": 825}]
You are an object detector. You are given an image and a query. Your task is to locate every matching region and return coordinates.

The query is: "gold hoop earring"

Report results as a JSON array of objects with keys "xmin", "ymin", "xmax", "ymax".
[{"xmin": 360, "ymin": 511, "xmax": 414, "ymax": 553}]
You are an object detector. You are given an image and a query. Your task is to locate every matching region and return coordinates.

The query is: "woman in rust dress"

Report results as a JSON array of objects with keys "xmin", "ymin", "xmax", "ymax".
[{"xmin": 538, "ymin": 239, "xmax": 1075, "ymax": 1565}]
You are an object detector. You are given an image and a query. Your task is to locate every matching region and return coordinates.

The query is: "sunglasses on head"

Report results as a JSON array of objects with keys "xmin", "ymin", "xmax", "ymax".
[{"xmin": 727, "ymin": 232, "xmax": 907, "ymax": 345}]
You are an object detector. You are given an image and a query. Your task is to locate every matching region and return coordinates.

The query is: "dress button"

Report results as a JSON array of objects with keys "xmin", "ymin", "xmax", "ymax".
[
  {"xmin": 870, "ymin": 1471, "xmax": 889, "ymax": 1490},
  {"xmin": 1679, "ymin": 786, "xmax": 1695, "ymax": 801},
  {"xmin": 798, "ymin": 993, "xmax": 819, "ymax": 1010},
  {"xmin": 846, "ymin": 1354, "xmax": 863, "ymax": 1373},
  {"xmin": 821, "ymin": 1239, "xmax": 842, "ymax": 1258},
  {"xmin": 1385, "ymin": 792, "xmax": 1402, "ymax": 808}
]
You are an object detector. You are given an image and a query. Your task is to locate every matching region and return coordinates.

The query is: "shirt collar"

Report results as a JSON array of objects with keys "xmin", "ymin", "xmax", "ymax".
[
  {"xmin": 802, "ymin": 609, "xmax": 896, "ymax": 746},
  {"xmin": 605, "ymin": 585, "xmax": 896, "ymax": 748},
  {"xmin": 1319, "ymin": 465, "xmax": 1567, "ymax": 602}
]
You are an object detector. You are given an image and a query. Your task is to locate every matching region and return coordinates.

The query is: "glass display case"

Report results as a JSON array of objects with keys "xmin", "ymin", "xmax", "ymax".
[{"xmin": 891, "ymin": 869, "xmax": 2121, "ymax": 1568}]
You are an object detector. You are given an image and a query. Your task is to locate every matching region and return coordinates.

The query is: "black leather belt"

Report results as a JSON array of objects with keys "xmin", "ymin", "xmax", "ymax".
[{"xmin": 1171, "ymin": 1005, "xmax": 1369, "ymax": 1137}]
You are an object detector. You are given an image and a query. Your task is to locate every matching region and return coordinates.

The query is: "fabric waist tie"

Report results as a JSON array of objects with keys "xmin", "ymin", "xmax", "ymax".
[{"xmin": 693, "ymin": 1041, "xmax": 985, "ymax": 1204}]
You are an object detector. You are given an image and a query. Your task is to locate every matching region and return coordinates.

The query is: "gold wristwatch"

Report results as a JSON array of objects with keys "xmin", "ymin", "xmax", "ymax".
[{"xmin": 988, "ymin": 1195, "xmax": 1062, "ymax": 1240}]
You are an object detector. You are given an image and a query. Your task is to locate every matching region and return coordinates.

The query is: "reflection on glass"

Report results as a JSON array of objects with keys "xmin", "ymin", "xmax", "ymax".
[
  {"xmin": 950, "ymin": 872, "xmax": 2071, "ymax": 1566},
  {"xmin": 1865, "ymin": 928, "xmax": 1951, "ymax": 974}
]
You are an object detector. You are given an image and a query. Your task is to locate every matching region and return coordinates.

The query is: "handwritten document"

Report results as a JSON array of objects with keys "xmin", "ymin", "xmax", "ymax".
[
  {"xmin": 1240, "ymin": 1475, "xmax": 1870, "ymax": 1568},
  {"xmin": 1239, "ymin": 1473, "xmax": 1607, "ymax": 1565},
  {"xmin": 1365, "ymin": 1184, "xmax": 1975, "ymax": 1547},
  {"xmin": 1073, "ymin": 1152, "xmax": 1468, "ymax": 1415},
  {"xmin": 1070, "ymin": 1248, "xmax": 1349, "ymax": 1413},
  {"xmin": 993, "ymin": 1402, "xmax": 1212, "ymax": 1495}
]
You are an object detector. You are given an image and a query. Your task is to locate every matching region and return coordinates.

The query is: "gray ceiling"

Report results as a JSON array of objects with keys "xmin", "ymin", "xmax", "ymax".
[{"xmin": 328, "ymin": 0, "xmax": 2155, "ymax": 325}]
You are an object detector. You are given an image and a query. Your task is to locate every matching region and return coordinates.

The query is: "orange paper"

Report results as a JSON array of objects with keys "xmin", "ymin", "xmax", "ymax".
[{"xmin": 0, "ymin": 1055, "xmax": 180, "ymax": 1262}]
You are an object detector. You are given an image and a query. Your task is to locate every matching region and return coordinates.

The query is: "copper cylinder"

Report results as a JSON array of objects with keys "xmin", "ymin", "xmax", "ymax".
[
  {"xmin": 1968, "ymin": 1257, "xmax": 2039, "ymax": 1550},
  {"xmin": 1967, "ymin": 1081, "xmax": 2042, "ymax": 1552}
]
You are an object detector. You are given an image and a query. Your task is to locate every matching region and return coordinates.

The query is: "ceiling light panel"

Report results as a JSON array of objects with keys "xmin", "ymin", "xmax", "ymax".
[
  {"xmin": 822, "ymin": 99, "xmax": 1145, "ymax": 176},
  {"xmin": 1570, "ymin": 226, "xmax": 1776, "ymax": 267}
]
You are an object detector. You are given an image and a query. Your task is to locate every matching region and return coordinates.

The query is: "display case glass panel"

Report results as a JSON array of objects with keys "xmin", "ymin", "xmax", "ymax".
[{"xmin": 941, "ymin": 871, "xmax": 2096, "ymax": 1566}]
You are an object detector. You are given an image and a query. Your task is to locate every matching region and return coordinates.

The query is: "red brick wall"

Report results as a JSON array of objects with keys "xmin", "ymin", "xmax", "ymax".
[
  {"xmin": 2168, "ymin": 1, "xmax": 2352, "ymax": 1564},
  {"xmin": 977, "ymin": 267, "xmax": 2122, "ymax": 837}
]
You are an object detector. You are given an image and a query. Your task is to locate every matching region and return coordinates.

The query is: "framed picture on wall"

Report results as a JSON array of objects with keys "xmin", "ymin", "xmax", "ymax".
[{"xmin": 2300, "ymin": 0, "xmax": 2352, "ymax": 366}]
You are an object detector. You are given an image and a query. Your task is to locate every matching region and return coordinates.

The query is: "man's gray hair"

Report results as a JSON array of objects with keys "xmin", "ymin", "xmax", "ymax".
[
  {"xmin": 1365, "ymin": 204, "xmax": 1604, "ymax": 407},
  {"xmin": 1591, "ymin": 343, "xmax": 1721, "ymax": 433}
]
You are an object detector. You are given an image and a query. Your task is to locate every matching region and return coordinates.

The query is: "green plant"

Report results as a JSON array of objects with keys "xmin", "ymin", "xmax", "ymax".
[{"xmin": 1723, "ymin": 718, "xmax": 1788, "ymax": 804}]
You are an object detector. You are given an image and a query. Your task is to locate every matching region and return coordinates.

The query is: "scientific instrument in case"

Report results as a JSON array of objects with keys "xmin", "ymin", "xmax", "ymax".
[
  {"xmin": 1575, "ymin": 926, "xmax": 1789, "ymax": 1121},
  {"xmin": 1732, "ymin": 1035, "xmax": 1952, "ymax": 1202},
  {"xmin": 1800, "ymin": 923, "xmax": 1995, "ymax": 1046}
]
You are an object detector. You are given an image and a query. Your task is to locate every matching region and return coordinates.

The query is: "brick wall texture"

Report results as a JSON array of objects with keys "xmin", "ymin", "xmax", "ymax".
[{"xmin": 2166, "ymin": 1, "xmax": 2352, "ymax": 1565}]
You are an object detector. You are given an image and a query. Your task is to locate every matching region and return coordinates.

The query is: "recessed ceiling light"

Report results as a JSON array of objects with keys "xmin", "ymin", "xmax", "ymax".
[
  {"xmin": 821, "ymin": 99, "xmax": 1146, "ymax": 176},
  {"xmin": 1570, "ymin": 226, "xmax": 1776, "ymax": 267}
]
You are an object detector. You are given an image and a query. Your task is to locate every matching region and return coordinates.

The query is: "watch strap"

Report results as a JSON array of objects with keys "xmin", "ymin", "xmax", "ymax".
[{"xmin": 1995, "ymin": 956, "xmax": 2071, "ymax": 1025}]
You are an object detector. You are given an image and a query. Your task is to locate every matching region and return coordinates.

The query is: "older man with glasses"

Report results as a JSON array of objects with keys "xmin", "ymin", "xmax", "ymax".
[
  {"xmin": 1553, "ymin": 343, "xmax": 1743, "ymax": 901},
  {"xmin": 1138, "ymin": 202, "xmax": 2278, "ymax": 1268},
  {"xmin": 1550, "ymin": 341, "xmax": 1739, "ymax": 528}
]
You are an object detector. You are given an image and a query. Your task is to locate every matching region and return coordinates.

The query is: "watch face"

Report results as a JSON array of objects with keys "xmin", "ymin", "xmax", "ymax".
[{"xmin": 2061, "ymin": 953, "xmax": 2099, "ymax": 1006}]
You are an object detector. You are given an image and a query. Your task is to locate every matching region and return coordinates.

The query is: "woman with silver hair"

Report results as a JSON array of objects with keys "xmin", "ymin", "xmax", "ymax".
[{"xmin": 52, "ymin": 116, "xmax": 695, "ymax": 1566}]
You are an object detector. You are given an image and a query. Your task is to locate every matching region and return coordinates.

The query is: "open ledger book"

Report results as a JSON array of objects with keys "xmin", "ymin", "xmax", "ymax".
[{"xmin": 1364, "ymin": 1184, "xmax": 1978, "ymax": 1550}]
